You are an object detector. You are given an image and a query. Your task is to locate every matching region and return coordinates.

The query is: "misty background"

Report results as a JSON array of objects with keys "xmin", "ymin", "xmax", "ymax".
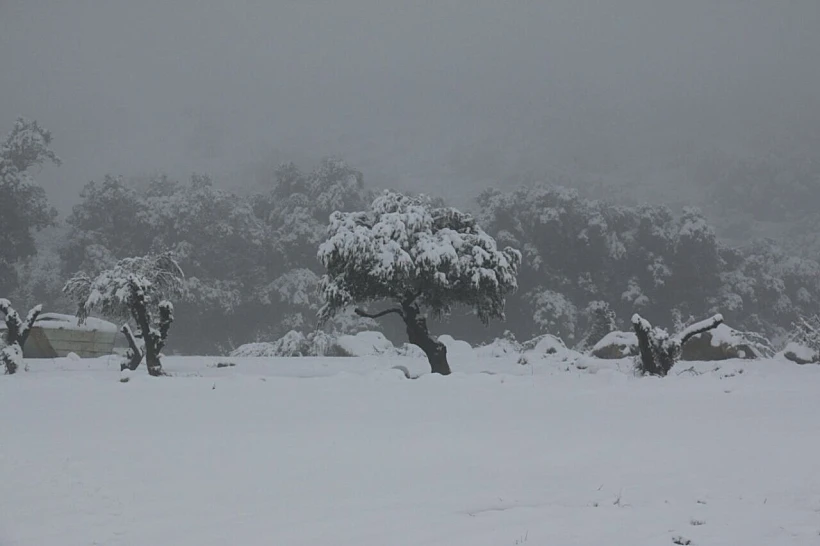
[{"xmin": 3, "ymin": 0, "xmax": 818, "ymax": 213}]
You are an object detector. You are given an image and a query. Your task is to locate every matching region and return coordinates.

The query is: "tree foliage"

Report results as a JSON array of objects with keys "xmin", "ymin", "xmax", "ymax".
[
  {"xmin": 0, "ymin": 118, "xmax": 59, "ymax": 293},
  {"xmin": 64, "ymin": 253, "xmax": 184, "ymax": 375},
  {"xmin": 318, "ymin": 190, "xmax": 520, "ymax": 373}
]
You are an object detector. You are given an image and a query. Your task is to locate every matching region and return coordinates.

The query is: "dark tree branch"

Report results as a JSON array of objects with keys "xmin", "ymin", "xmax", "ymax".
[
  {"xmin": 677, "ymin": 314, "xmax": 724, "ymax": 346},
  {"xmin": 354, "ymin": 307, "xmax": 404, "ymax": 320},
  {"xmin": 19, "ymin": 305, "xmax": 42, "ymax": 347},
  {"xmin": 120, "ymin": 324, "xmax": 143, "ymax": 371}
]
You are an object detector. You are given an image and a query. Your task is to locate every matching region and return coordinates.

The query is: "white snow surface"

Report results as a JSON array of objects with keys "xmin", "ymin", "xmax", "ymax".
[{"xmin": 2, "ymin": 353, "xmax": 820, "ymax": 545}]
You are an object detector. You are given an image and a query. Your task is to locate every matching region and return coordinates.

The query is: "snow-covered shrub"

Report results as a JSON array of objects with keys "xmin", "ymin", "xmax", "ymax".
[
  {"xmin": 318, "ymin": 190, "xmax": 520, "ymax": 374},
  {"xmin": 0, "ymin": 299, "xmax": 42, "ymax": 374},
  {"xmin": 521, "ymin": 333, "xmax": 567, "ymax": 355},
  {"xmin": 64, "ymin": 253, "xmax": 184, "ymax": 376},
  {"xmin": 230, "ymin": 330, "xmax": 357, "ymax": 358},
  {"xmin": 783, "ymin": 315, "xmax": 820, "ymax": 364},
  {"xmin": 632, "ymin": 313, "xmax": 723, "ymax": 376}
]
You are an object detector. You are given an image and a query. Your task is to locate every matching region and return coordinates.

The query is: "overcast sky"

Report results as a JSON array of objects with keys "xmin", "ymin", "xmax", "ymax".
[{"xmin": 2, "ymin": 0, "xmax": 818, "ymax": 210}]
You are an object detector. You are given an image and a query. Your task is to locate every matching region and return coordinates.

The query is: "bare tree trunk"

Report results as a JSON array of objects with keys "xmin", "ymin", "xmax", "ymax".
[
  {"xmin": 355, "ymin": 305, "xmax": 451, "ymax": 375},
  {"xmin": 120, "ymin": 325, "xmax": 143, "ymax": 371},
  {"xmin": 128, "ymin": 280, "xmax": 164, "ymax": 377},
  {"xmin": 402, "ymin": 305, "xmax": 451, "ymax": 375}
]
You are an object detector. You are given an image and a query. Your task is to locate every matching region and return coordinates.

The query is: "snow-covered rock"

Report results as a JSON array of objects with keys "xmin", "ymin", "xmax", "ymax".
[
  {"xmin": 591, "ymin": 331, "xmax": 639, "ymax": 359},
  {"xmin": 781, "ymin": 341, "xmax": 819, "ymax": 365},
  {"xmin": 681, "ymin": 324, "xmax": 774, "ymax": 361}
]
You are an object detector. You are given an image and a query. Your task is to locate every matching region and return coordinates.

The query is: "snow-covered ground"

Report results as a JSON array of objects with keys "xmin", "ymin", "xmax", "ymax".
[{"xmin": 2, "ymin": 353, "xmax": 820, "ymax": 545}]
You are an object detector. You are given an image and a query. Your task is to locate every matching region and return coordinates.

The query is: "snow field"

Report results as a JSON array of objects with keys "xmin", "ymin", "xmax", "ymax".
[{"xmin": 1, "ymin": 355, "xmax": 820, "ymax": 545}]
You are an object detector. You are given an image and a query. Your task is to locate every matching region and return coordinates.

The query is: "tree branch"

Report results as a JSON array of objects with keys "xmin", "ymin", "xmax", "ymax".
[
  {"xmin": 676, "ymin": 314, "xmax": 724, "ymax": 346},
  {"xmin": 354, "ymin": 307, "xmax": 404, "ymax": 320},
  {"xmin": 19, "ymin": 305, "xmax": 43, "ymax": 347},
  {"xmin": 120, "ymin": 324, "xmax": 143, "ymax": 371}
]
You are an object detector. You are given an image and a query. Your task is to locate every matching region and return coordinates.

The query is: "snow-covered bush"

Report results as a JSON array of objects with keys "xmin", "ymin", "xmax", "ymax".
[
  {"xmin": 231, "ymin": 330, "xmax": 359, "ymax": 358},
  {"xmin": 783, "ymin": 315, "xmax": 820, "ymax": 364},
  {"xmin": 318, "ymin": 190, "xmax": 521, "ymax": 374},
  {"xmin": 632, "ymin": 313, "xmax": 723, "ymax": 376},
  {"xmin": 0, "ymin": 299, "xmax": 42, "ymax": 374},
  {"xmin": 64, "ymin": 253, "xmax": 184, "ymax": 376}
]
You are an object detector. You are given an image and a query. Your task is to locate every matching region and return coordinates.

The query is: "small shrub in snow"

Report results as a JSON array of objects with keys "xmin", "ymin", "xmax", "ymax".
[
  {"xmin": 632, "ymin": 313, "xmax": 723, "ymax": 376},
  {"xmin": 0, "ymin": 299, "xmax": 42, "ymax": 374},
  {"xmin": 521, "ymin": 334, "xmax": 566, "ymax": 355}
]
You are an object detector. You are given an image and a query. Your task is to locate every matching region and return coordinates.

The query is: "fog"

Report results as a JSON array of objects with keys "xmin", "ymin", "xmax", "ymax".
[{"xmin": 2, "ymin": 0, "xmax": 818, "ymax": 210}]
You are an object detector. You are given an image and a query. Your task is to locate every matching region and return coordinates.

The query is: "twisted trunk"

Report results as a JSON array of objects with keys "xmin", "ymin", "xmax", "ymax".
[
  {"xmin": 128, "ymin": 281, "xmax": 163, "ymax": 377},
  {"xmin": 355, "ymin": 305, "xmax": 451, "ymax": 375},
  {"xmin": 120, "ymin": 324, "xmax": 143, "ymax": 371}
]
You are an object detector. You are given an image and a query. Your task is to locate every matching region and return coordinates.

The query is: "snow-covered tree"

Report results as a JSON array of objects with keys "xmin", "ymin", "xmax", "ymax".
[
  {"xmin": 64, "ymin": 253, "xmax": 184, "ymax": 376},
  {"xmin": 318, "ymin": 190, "xmax": 521, "ymax": 374},
  {"xmin": 632, "ymin": 313, "xmax": 723, "ymax": 376},
  {"xmin": 0, "ymin": 299, "xmax": 42, "ymax": 374},
  {"xmin": 0, "ymin": 118, "xmax": 59, "ymax": 294}
]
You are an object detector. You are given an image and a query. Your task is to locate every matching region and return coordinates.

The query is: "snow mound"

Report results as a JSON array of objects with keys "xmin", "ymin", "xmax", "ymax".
[
  {"xmin": 523, "ymin": 334, "xmax": 567, "ymax": 355},
  {"xmin": 475, "ymin": 337, "xmax": 521, "ymax": 358},
  {"xmin": 781, "ymin": 341, "xmax": 819, "ymax": 365},
  {"xmin": 335, "ymin": 331, "xmax": 395, "ymax": 357},
  {"xmin": 437, "ymin": 335, "xmax": 474, "ymax": 359},
  {"xmin": 591, "ymin": 331, "xmax": 638, "ymax": 359}
]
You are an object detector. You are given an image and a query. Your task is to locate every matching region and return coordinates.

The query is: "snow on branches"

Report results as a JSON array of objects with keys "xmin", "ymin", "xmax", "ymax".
[
  {"xmin": 317, "ymin": 190, "xmax": 521, "ymax": 374},
  {"xmin": 64, "ymin": 252, "xmax": 184, "ymax": 376},
  {"xmin": 318, "ymin": 190, "xmax": 521, "ymax": 324}
]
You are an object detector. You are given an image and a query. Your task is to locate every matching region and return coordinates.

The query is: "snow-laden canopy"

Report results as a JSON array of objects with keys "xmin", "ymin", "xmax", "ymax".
[
  {"xmin": 64, "ymin": 253, "xmax": 184, "ymax": 323},
  {"xmin": 318, "ymin": 190, "xmax": 521, "ymax": 323}
]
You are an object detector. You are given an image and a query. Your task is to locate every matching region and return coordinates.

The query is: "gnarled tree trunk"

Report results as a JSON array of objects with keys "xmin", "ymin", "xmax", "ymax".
[
  {"xmin": 355, "ymin": 305, "xmax": 451, "ymax": 375},
  {"xmin": 402, "ymin": 304, "xmax": 451, "ymax": 375}
]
